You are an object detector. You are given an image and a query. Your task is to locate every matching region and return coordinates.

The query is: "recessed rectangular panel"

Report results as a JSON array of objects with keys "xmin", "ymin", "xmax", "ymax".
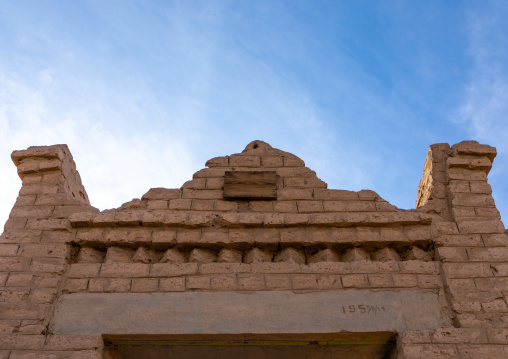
[
  {"xmin": 223, "ymin": 171, "xmax": 277, "ymax": 200},
  {"xmin": 52, "ymin": 291, "xmax": 445, "ymax": 336}
]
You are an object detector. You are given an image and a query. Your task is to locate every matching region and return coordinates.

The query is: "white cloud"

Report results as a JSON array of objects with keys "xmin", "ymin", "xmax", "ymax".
[
  {"xmin": 455, "ymin": 4, "xmax": 508, "ymax": 147},
  {"xmin": 453, "ymin": 2, "xmax": 508, "ymax": 222},
  {"xmin": 0, "ymin": 71, "xmax": 201, "ymax": 229}
]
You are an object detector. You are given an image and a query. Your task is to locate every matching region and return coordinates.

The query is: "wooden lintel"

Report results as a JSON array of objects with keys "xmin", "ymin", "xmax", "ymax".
[{"xmin": 223, "ymin": 171, "xmax": 277, "ymax": 200}]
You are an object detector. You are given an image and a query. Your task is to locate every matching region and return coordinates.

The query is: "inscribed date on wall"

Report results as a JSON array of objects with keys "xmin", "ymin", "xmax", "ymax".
[{"xmin": 341, "ymin": 304, "xmax": 387, "ymax": 315}]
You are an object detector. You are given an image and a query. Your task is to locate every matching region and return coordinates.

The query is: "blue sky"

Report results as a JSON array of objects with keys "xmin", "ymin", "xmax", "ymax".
[{"xmin": 1, "ymin": 0, "xmax": 508, "ymax": 227}]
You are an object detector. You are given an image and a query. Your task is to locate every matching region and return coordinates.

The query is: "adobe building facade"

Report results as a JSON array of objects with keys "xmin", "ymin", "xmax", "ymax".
[{"xmin": 0, "ymin": 140, "xmax": 507, "ymax": 358}]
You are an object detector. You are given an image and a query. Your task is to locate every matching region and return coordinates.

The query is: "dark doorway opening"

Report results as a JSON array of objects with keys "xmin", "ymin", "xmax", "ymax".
[{"xmin": 104, "ymin": 333, "xmax": 397, "ymax": 359}]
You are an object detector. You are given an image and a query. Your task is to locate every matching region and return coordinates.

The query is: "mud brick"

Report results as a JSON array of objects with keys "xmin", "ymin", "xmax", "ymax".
[
  {"xmin": 481, "ymin": 298, "xmax": 508, "ymax": 312},
  {"xmin": 468, "ymin": 248, "xmax": 508, "ymax": 261},
  {"xmin": 435, "ymin": 247, "xmax": 468, "ymax": 262},
  {"xmin": 21, "ymin": 243, "xmax": 69, "ymax": 259},
  {"xmin": 182, "ymin": 189, "xmax": 223, "ymax": 200},
  {"xmin": 26, "ymin": 218, "xmax": 69, "ymax": 230},
  {"xmin": 0, "ymin": 290, "xmax": 30, "ymax": 302},
  {"xmin": 452, "ymin": 206, "xmax": 476, "ymax": 217},
  {"xmin": 229, "ymin": 155, "xmax": 260, "ymax": 167},
  {"xmin": 482, "ymin": 234, "xmax": 508, "ymax": 246},
  {"xmin": 0, "ymin": 244, "xmax": 19, "ymax": 256},
  {"xmin": 401, "ymin": 331, "xmax": 432, "ymax": 344},
  {"xmin": 205, "ymin": 156, "xmax": 229, "ymax": 167},
  {"xmin": 210, "ymin": 275, "xmax": 237, "ymax": 290},
  {"xmin": 350, "ymin": 260, "xmax": 399, "ymax": 273},
  {"xmin": 214, "ymin": 200, "xmax": 238, "ymax": 211},
  {"xmin": 238, "ymin": 275, "xmax": 265, "ymax": 290},
  {"xmin": 76, "ymin": 229, "xmax": 104, "ymax": 242},
  {"xmin": 457, "ymin": 219, "xmax": 505, "ymax": 234},
  {"xmin": 296, "ymin": 201, "xmax": 324, "ymax": 212},
  {"xmin": 434, "ymin": 222, "xmax": 459, "ymax": 235},
  {"xmin": 201, "ymin": 228, "xmax": 229, "ymax": 244},
  {"xmin": 291, "ymin": 275, "xmax": 318, "ymax": 289},
  {"xmin": 476, "ymin": 278, "xmax": 508, "ymax": 292},
  {"xmin": 249, "ymin": 201, "xmax": 273, "ymax": 212},
  {"xmin": 368, "ymin": 274, "xmax": 393, "ymax": 288},
  {"xmin": 142, "ymin": 188, "xmax": 181, "ymax": 200},
  {"xmin": 191, "ymin": 200, "xmax": 214, "ymax": 211},
  {"xmin": 30, "ymin": 258, "xmax": 66, "ymax": 273},
  {"xmin": 146, "ymin": 200, "xmax": 168, "ymax": 210},
  {"xmin": 67, "ymin": 263, "xmax": 101, "ymax": 278},
  {"xmin": 186, "ymin": 276, "xmax": 210, "ymax": 290},
  {"xmin": 277, "ymin": 188, "xmax": 313, "ymax": 200},
  {"xmin": 448, "ymin": 279, "xmax": 477, "ymax": 293},
  {"xmin": 273, "ymin": 201, "xmax": 297, "ymax": 212},
  {"xmin": 392, "ymin": 274, "xmax": 418, "ymax": 288},
  {"xmin": 159, "ymin": 277, "xmax": 185, "ymax": 291},
  {"xmin": 63, "ymin": 279, "xmax": 88, "ymax": 293},
  {"xmin": 475, "ymin": 207, "xmax": 500, "ymax": 218},
  {"xmin": 201, "ymin": 263, "xmax": 250, "ymax": 274},
  {"xmin": 417, "ymin": 275, "xmax": 442, "ymax": 289},
  {"xmin": 43, "ymin": 335, "xmax": 102, "ymax": 350},
  {"xmin": 251, "ymin": 262, "xmax": 300, "ymax": 273},
  {"xmin": 450, "ymin": 193, "xmax": 494, "ymax": 207},
  {"xmin": 457, "ymin": 345, "xmax": 508, "ymax": 358},
  {"xmin": 151, "ymin": 263, "xmax": 198, "ymax": 277},
  {"xmin": 303, "ymin": 262, "xmax": 350, "ymax": 274},
  {"xmin": 9, "ymin": 206, "xmax": 54, "ymax": 218},
  {"xmin": 265, "ymin": 274, "xmax": 291, "ymax": 289},
  {"xmin": 182, "ymin": 178, "xmax": 206, "ymax": 190},
  {"xmin": 469, "ymin": 181, "xmax": 492, "ymax": 194},
  {"xmin": 317, "ymin": 275, "xmax": 343, "ymax": 289},
  {"xmin": 193, "ymin": 168, "xmax": 226, "ymax": 178},
  {"xmin": 448, "ymin": 180, "xmax": 470, "ymax": 193},
  {"xmin": 6, "ymin": 274, "xmax": 33, "ymax": 287},
  {"xmin": 100, "ymin": 263, "xmax": 150, "ymax": 277},
  {"xmin": 0, "ymin": 258, "xmax": 29, "ymax": 272},
  {"xmin": 151, "ymin": 229, "xmax": 177, "ymax": 244},
  {"xmin": 76, "ymin": 247, "xmax": 105, "ymax": 263},
  {"xmin": 400, "ymin": 262, "xmax": 437, "ymax": 275},
  {"xmin": 205, "ymin": 178, "xmax": 224, "ymax": 189},
  {"xmin": 447, "ymin": 168, "xmax": 487, "ymax": 181},
  {"xmin": 163, "ymin": 213, "xmax": 187, "ymax": 226},
  {"xmin": 314, "ymin": 189, "xmax": 358, "ymax": 200},
  {"xmin": 283, "ymin": 213, "xmax": 309, "ymax": 225},
  {"xmin": 95, "ymin": 278, "xmax": 131, "ymax": 292},
  {"xmin": 436, "ymin": 234, "xmax": 482, "ymax": 247},
  {"xmin": 443, "ymin": 263, "xmax": 493, "ymax": 278},
  {"xmin": 341, "ymin": 274, "xmax": 368, "ymax": 288},
  {"xmin": 0, "ymin": 334, "xmax": 45, "ymax": 349},
  {"xmin": 169, "ymin": 199, "xmax": 192, "ymax": 210},
  {"xmin": 347, "ymin": 201, "xmax": 376, "ymax": 212},
  {"xmin": 131, "ymin": 278, "xmax": 159, "ymax": 292},
  {"xmin": 356, "ymin": 228, "xmax": 380, "ymax": 242},
  {"xmin": 176, "ymin": 229, "xmax": 201, "ymax": 244},
  {"xmin": 401, "ymin": 344, "xmax": 459, "ymax": 358},
  {"xmin": 261, "ymin": 155, "xmax": 283, "ymax": 167}
]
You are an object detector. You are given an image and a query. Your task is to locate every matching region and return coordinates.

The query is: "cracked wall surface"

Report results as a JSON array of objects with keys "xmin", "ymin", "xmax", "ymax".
[{"xmin": 1, "ymin": 140, "xmax": 507, "ymax": 358}]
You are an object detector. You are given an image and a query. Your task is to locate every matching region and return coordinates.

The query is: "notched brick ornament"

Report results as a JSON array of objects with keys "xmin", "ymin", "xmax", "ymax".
[{"xmin": 223, "ymin": 171, "xmax": 277, "ymax": 200}]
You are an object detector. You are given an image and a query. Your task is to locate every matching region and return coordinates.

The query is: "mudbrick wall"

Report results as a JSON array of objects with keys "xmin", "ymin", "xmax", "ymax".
[{"xmin": 0, "ymin": 140, "xmax": 507, "ymax": 358}]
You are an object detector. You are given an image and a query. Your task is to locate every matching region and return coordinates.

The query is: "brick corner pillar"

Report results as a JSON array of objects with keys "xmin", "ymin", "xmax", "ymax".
[
  {"xmin": 399, "ymin": 141, "xmax": 508, "ymax": 359},
  {"xmin": 0, "ymin": 144, "xmax": 101, "ymax": 357}
]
